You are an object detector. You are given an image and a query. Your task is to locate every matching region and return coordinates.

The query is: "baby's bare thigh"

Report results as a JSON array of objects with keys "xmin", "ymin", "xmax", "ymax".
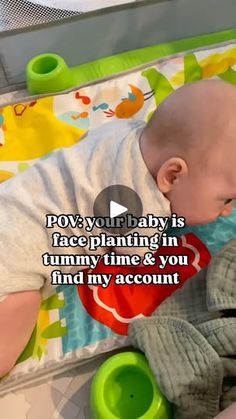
[{"xmin": 0, "ymin": 290, "xmax": 41, "ymax": 377}]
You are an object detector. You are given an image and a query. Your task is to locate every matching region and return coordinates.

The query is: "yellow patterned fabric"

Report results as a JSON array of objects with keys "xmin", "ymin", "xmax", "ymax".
[{"xmin": 1, "ymin": 44, "xmax": 236, "ymax": 181}]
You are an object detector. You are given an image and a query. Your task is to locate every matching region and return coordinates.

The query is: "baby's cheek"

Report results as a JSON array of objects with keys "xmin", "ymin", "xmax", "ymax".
[{"xmin": 220, "ymin": 203, "xmax": 233, "ymax": 217}]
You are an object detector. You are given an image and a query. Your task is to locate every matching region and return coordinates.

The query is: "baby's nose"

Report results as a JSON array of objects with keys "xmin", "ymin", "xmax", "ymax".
[{"xmin": 221, "ymin": 202, "xmax": 234, "ymax": 217}]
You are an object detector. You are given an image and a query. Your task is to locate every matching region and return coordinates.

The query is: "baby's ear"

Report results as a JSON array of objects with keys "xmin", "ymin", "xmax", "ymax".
[{"xmin": 157, "ymin": 157, "xmax": 188, "ymax": 193}]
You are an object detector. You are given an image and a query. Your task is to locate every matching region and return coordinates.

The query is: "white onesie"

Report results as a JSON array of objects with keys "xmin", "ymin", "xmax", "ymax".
[{"xmin": 0, "ymin": 119, "xmax": 170, "ymax": 299}]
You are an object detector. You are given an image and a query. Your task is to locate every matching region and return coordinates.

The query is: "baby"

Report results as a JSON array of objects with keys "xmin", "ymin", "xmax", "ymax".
[
  {"xmin": 215, "ymin": 404, "xmax": 236, "ymax": 419},
  {"xmin": 0, "ymin": 79, "xmax": 236, "ymax": 382}
]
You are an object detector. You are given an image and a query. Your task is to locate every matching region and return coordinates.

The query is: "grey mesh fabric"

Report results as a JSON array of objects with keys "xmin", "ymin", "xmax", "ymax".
[
  {"xmin": 0, "ymin": 0, "xmax": 78, "ymax": 32},
  {"xmin": 129, "ymin": 238, "xmax": 236, "ymax": 419}
]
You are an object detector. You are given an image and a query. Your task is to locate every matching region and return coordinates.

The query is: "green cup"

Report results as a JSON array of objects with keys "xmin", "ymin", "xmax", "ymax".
[
  {"xmin": 90, "ymin": 352, "xmax": 173, "ymax": 419},
  {"xmin": 26, "ymin": 53, "xmax": 74, "ymax": 94}
]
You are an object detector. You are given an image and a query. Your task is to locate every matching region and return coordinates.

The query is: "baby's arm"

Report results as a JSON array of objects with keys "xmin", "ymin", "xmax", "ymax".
[{"xmin": 0, "ymin": 290, "xmax": 41, "ymax": 378}]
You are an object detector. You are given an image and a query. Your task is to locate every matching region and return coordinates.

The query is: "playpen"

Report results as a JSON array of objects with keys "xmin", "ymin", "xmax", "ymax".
[{"xmin": 0, "ymin": 0, "xmax": 236, "ymax": 399}]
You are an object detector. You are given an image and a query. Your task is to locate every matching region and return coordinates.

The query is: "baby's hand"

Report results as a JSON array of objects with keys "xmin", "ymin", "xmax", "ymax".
[{"xmin": 214, "ymin": 403, "xmax": 236, "ymax": 419}]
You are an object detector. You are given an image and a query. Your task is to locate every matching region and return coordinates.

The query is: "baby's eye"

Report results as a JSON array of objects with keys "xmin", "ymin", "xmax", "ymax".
[{"xmin": 224, "ymin": 199, "xmax": 233, "ymax": 205}]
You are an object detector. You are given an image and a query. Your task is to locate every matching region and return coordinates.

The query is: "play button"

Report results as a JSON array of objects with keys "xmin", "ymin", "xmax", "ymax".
[
  {"xmin": 93, "ymin": 185, "xmax": 143, "ymax": 234},
  {"xmin": 110, "ymin": 201, "xmax": 127, "ymax": 219}
]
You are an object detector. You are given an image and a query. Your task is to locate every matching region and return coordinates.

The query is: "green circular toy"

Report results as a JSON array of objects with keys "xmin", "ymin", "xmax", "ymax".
[
  {"xmin": 26, "ymin": 49, "xmax": 157, "ymax": 95},
  {"xmin": 26, "ymin": 53, "xmax": 72, "ymax": 94},
  {"xmin": 90, "ymin": 352, "xmax": 173, "ymax": 419}
]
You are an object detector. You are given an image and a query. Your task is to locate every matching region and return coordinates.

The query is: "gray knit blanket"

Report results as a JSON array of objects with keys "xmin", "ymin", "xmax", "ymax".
[{"xmin": 129, "ymin": 238, "xmax": 236, "ymax": 419}]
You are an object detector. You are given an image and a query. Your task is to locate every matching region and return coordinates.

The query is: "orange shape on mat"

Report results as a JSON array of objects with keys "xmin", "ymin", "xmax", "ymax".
[{"xmin": 78, "ymin": 233, "xmax": 211, "ymax": 335}]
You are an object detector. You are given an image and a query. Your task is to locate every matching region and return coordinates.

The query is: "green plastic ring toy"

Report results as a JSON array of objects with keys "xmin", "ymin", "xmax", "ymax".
[
  {"xmin": 90, "ymin": 351, "xmax": 173, "ymax": 419},
  {"xmin": 26, "ymin": 53, "xmax": 73, "ymax": 94}
]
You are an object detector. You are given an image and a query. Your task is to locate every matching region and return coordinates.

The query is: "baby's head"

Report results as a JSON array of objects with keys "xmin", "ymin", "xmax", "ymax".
[{"xmin": 140, "ymin": 79, "xmax": 236, "ymax": 225}]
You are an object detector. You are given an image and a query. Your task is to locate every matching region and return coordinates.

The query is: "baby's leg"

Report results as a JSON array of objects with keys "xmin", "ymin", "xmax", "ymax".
[{"xmin": 0, "ymin": 290, "xmax": 41, "ymax": 377}]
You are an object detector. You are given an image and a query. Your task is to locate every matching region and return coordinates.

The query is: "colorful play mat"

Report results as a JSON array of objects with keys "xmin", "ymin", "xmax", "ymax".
[{"xmin": 1, "ymin": 29, "xmax": 236, "ymax": 394}]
